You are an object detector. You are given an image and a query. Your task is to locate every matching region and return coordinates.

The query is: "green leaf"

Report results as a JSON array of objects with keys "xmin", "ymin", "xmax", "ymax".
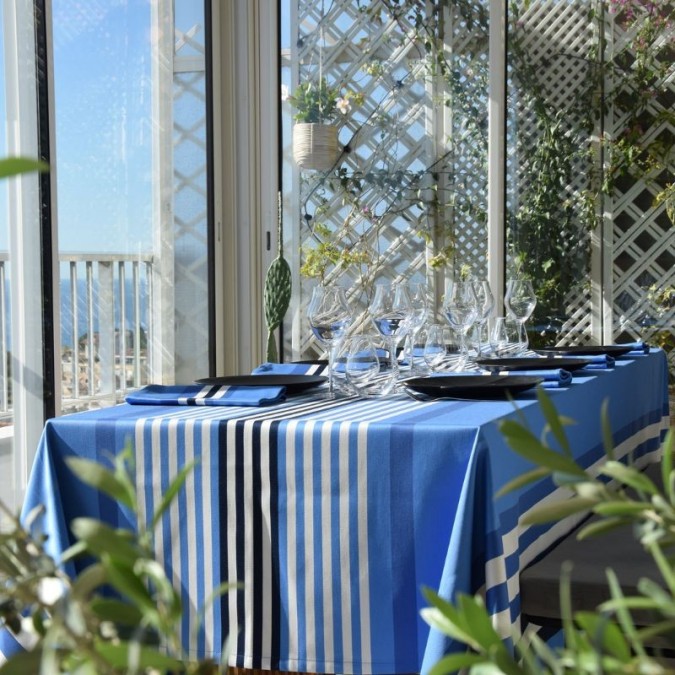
[
  {"xmin": 522, "ymin": 496, "xmax": 597, "ymax": 525},
  {"xmin": 592, "ymin": 500, "xmax": 649, "ymax": 517},
  {"xmin": 65, "ymin": 457, "xmax": 135, "ymax": 511},
  {"xmin": 102, "ymin": 557, "xmax": 158, "ymax": 616},
  {"xmin": 90, "ymin": 597, "xmax": 144, "ymax": 626},
  {"xmin": 457, "ymin": 593, "xmax": 502, "ymax": 651},
  {"xmin": 574, "ymin": 612, "xmax": 630, "ymax": 661},
  {"xmin": 600, "ymin": 461, "xmax": 658, "ymax": 495},
  {"xmin": 0, "ymin": 648, "xmax": 45, "ymax": 674},
  {"xmin": 427, "ymin": 652, "xmax": 485, "ymax": 675},
  {"xmin": 70, "ymin": 519, "xmax": 140, "ymax": 563},
  {"xmin": 0, "ymin": 157, "xmax": 49, "ymax": 179},
  {"xmin": 577, "ymin": 516, "xmax": 629, "ymax": 540},
  {"xmin": 662, "ymin": 431, "xmax": 674, "ymax": 504},
  {"xmin": 496, "ymin": 466, "xmax": 550, "ymax": 498},
  {"xmin": 94, "ymin": 640, "xmax": 186, "ymax": 670},
  {"xmin": 537, "ymin": 388, "xmax": 571, "ymax": 455},
  {"xmin": 151, "ymin": 459, "xmax": 197, "ymax": 531},
  {"xmin": 499, "ymin": 420, "xmax": 586, "ymax": 477},
  {"xmin": 70, "ymin": 562, "xmax": 107, "ymax": 599}
]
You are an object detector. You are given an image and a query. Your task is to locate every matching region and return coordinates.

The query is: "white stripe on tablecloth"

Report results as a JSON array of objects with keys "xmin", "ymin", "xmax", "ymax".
[
  {"xmin": 184, "ymin": 419, "xmax": 198, "ymax": 657},
  {"xmin": 167, "ymin": 419, "xmax": 181, "ymax": 648},
  {"xmin": 259, "ymin": 419, "xmax": 273, "ymax": 670},
  {"xmin": 303, "ymin": 421, "xmax": 317, "ymax": 666},
  {"xmin": 486, "ymin": 415, "xmax": 668, "ymax": 639},
  {"xmin": 321, "ymin": 422, "xmax": 335, "ymax": 667},
  {"xmin": 226, "ymin": 420, "xmax": 239, "ymax": 663},
  {"xmin": 285, "ymin": 420, "xmax": 299, "ymax": 662},
  {"xmin": 243, "ymin": 419, "xmax": 255, "ymax": 667},
  {"xmin": 339, "ymin": 422, "xmax": 353, "ymax": 666},
  {"xmin": 151, "ymin": 418, "xmax": 165, "ymax": 596},
  {"xmin": 201, "ymin": 419, "xmax": 215, "ymax": 654},
  {"xmin": 357, "ymin": 421, "xmax": 372, "ymax": 671}
]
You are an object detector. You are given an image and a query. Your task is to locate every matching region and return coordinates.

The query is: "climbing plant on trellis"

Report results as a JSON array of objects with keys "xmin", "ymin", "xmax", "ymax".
[{"xmin": 282, "ymin": 0, "xmax": 674, "ymax": 375}]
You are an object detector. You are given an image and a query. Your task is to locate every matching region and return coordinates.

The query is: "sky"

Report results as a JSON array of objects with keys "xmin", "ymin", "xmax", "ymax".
[{"xmin": 1, "ymin": 0, "xmax": 205, "ymax": 255}]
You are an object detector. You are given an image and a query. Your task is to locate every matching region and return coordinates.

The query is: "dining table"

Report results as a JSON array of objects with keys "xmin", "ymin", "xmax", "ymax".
[{"xmin": 2, "ymin": 347, "xmax": 670, "ymax": 674}]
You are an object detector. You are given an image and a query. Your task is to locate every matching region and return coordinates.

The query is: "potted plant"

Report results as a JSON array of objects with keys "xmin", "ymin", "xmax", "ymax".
[{"xmin": 283, "ymin": 78, "xmax": 357, "ymax": 171}]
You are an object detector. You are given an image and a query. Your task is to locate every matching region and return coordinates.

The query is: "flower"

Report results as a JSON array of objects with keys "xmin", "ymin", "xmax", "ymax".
[{"xmin": 284, "ymin": 78, "xmax": 357, "ymax": 124}]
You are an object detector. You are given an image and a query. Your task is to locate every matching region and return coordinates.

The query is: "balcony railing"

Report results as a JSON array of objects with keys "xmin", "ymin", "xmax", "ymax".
[{"xmin": 0, "ymin": 252, "xmax": 154, "ymax": 419}]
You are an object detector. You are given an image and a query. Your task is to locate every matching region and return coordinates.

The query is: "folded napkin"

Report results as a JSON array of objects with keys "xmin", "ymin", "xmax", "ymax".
[
  {"xmin": 253, "ymin": 362, "xmax": 327, "ymax": 375},
  {"xmin": 549, "ymin": 354, "xmax": 616, "ymax": 370},
  {"xmin": 126, "ymin": 384, "xmax": 286, "ymax": 407},
  {"xmin": 494, "ymin": 368, "xmax": 572, "ymax": 387},
  {"xmin": 620, "ymin": 341, "xmax": 650, "ymax": 355}
]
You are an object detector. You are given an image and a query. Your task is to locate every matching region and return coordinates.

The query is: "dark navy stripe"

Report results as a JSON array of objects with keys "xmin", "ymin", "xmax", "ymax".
[{"xmin": 268, "ymin": 420, "xmax": 281, "ymax": 667}]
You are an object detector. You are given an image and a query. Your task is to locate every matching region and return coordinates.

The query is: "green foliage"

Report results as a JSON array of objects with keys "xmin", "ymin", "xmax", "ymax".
[
  {"xmin": 0, "ymin": 446, "xmax": 233, "ymax": 673},
  {"xmin": 0, "ymin": 157, "xmax": 49, "ymax": 179},
  {"xmin": 423, "ymin": 388, "xmax": 675, "ymax": 673}
]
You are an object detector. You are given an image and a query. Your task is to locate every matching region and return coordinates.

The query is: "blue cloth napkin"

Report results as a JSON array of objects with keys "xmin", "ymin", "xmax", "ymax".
[
  {"xmin": 621, "ymin": 341, "xmax": 650, "ymax": 355},
  {"xmin": 494, "ymin": 368, "xmax": 572, "ymax": 387},
  {"xmin": 253, "ymin": 362, "xmax": 328, "ymax": 375},
  {"xmin": 125, "ymin": 384, "xmax": 286, "ymax": 407},
  {"xmin": 549, "ymin": 354, "xmax": 616, "ymax": 370}
]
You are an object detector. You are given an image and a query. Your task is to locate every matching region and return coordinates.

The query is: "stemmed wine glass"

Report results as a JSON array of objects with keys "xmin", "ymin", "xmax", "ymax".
[
  {"xmin": 405, "ymin": 282, "xmax": 429, "ymax": 373},
  {"xmin": 504, "ymin": 279, "xmax": 537, "ymax": 352},
  {"xmin": 307, "ymin": 285, "xmax": 353, "ymax": 398},
  {"xmin": 442, "ymin": 280, "xmax": 479, "ymax": 370},
  {"xmin": 368, "ymin": 283, "xmax": 413, "ymax": 384},
  {"xmin": 471, "ymin": 279, "xmax": 495, "ymax": 357}
]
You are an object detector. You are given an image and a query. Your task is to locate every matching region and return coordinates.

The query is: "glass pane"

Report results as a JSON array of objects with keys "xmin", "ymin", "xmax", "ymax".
[
  {"xmin": 52, "ymin": 0, "xmax": 210, "ymax": 413},
  {"xmin": 280, "ymin": 0, "xmax": 490, "ymax": 360}
]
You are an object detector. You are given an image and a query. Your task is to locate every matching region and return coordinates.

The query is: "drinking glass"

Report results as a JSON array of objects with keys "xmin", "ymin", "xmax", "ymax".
[
  {"xmin": 489, "ymin": 317, "xmax": 522, "ymax": 357},
  {"xmin": 504, "ymin": 279, "xmax": 537, "ymax": 352},
  {"xmin": 423, "ymin": 324, "xmax": 460, "ymax": 372},
  {"xmin": 442, "ymin": 280, "xmax": 479, "ymax": 369},
  {"xmin": 338, "ymin": 335, "xmax": 395, "ymax": 398},
  {"xmin": 368, "ymin": 283, "xmax": 413, "ymax": 383},
  {"xmin": 307, "ymin": 285, "xmax": 353, "ymax": 398},
  {"xmin": 471, "ymin": 279, "xmax": 495, "ymax": 357},
  {"xmin": 405, "ymin": 282, "xmax": 429, "ymax": 373}
]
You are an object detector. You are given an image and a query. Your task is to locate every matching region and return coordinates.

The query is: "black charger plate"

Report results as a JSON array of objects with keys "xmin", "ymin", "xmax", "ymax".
[
  {"xmin": 194, "ymin": 374, "xmax": 327, "ymax": 394},
  {"xmin": 536, "ymin": 345, "xmax": 633, "ymax": 358},
  {"xmin": 403, "ymin": 375, "xmax": 543, "ymax": 400},
  {"xmin": 476, "ymin": 357, "xmax": 592, "ymax": 372}
]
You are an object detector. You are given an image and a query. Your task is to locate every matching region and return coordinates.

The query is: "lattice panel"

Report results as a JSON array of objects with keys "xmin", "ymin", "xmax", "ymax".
[
  {"xmin": 607, "ymin": 5, "xmax": 675, "ymax": 375},
  {"xmin": 284, "ymin": 0, "xmax": 490, "ymax": 358},
  {"xmin": 172, "ymin": 25, "xmax": 209, "ymax": 382},
  {"xmin": 506, "ymin": 0, "xmax": 599, "ymax": 346}
]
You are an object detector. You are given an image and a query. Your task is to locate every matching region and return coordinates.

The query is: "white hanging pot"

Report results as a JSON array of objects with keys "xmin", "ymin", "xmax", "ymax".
[{"xmin": 292, "ymin": 123, "xmax": 340, "ymax": 171}]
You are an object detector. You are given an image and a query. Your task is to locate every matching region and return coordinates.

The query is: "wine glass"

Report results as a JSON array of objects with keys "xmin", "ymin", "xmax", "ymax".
[
  {"xmin": 405, "ymin": 282, "xmax": 429, "ymax": 373},
  {"xmin": 307, "ymin": 285, "xmax": 353, "ymax": 398},
  {"xmin": 442, "ymin": 280, "xmax": 478, "ymax": 369},
  {"xmin": 368, "ymin": 283, "xmax": 412, "ymax": 383},
  {"xmin": 339, "ymin": 335, "xmax": 394, "ymax": 398},
  {"xmin": 504, "ymin": 279, "xmax": 537, "ymax": 352},
  {"xmin": 471, "ymin": 279, "xmax": 495, "ymax": 358}
]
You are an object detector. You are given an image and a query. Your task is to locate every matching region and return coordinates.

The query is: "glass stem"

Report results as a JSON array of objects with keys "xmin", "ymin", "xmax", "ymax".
[
  {"xmin": 327, "ymin": 342, "xmax": 336, "ymax": 398},
  {"xmin": 389, "ymin": 337, "xmax": 399, "ymax": 380}
]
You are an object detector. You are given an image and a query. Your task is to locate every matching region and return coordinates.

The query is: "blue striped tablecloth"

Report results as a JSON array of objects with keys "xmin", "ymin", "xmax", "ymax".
[{"xmin": 9, "ymin": 350, "xmax": 671, "ymax": 673}]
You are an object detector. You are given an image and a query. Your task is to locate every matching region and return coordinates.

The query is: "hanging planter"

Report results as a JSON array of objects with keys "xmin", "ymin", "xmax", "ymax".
[{"xmin": 292, "ymin": 122, "xmax": 339, "ymax": 171}]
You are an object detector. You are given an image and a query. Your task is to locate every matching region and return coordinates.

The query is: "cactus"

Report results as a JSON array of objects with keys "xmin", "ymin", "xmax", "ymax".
[{"xmin": 264, "ymin": 194, "xmax": 292, "ymax": 362}]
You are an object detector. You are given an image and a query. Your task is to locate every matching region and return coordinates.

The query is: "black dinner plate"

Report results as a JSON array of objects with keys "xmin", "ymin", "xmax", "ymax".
[
  {"xmin": 403, "ymin": 375, "xmax": 543, "ymax": 400},
  {"xmin": 476, "ymin": 357, "xmax": 593, "ymax": 372},
  {"xmin": 194, "ymin": 374, "xmax": 327, "ymax": 394},
  {"xmin": 535, "ymin": 344, "xmax": 634, "ymax": 358}
]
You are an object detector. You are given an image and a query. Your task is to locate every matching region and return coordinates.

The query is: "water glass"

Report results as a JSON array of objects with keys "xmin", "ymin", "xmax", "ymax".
[
  {"xmin": 489, "ymin": 317, "xmax": 523, "ymax": 357},
  {"xmin": 504, "ymin": 279, "xmax": 537, "ymax": 351},
  {"xmin": 307, "ymin": 285, "xmax": 353, "ymax": 398},
  {"xmin": 338, "ymin": 335, "xmax": 395, "ymax": 397},
  {"xmin": 422, "ymin": 324, "xmax": 461, "ymax": 372},
  {"xmin": 472, "ymin": 279, "xmax": 495, "ymax": 357}
]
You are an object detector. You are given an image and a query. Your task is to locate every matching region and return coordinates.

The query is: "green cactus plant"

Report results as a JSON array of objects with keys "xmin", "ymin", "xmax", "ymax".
[{"xmin": 263, "ymin": 194, "xmax": 292, "ymax": 362}]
